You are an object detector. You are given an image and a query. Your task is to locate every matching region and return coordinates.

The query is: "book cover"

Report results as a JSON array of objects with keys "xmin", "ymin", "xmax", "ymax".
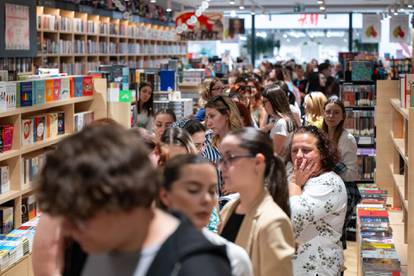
[
  {"xmin": 53, "ymin": 78, "xmax": 61, "ymax": 101},
  {"xmin": 74, "ymin": 77, "xmax": 83, "ymax": 97},
  {"xmin": 0, "ymin": 83, "xmax": 6, "ymax": 112},
  {"xmin": 19, "ymin": 81, "xmax": 33, "ymax": 107},
  {"xmin": 57, "ymin": 112, "xmax": 65, "ymax": 135},
  {"xmin": 0, "ymin": 207, "xmax": 13, "ymax": 234},
  {"xmin": 33, "ymin": 116, "xmax": 46, "ymax": 142},
  {"xmin": 82, "ymin": 76, "xmax": 93, "ymax": 96},
  {"xmin": 27, "ymin": 195, "xmax": 36, "ymax": 220},
  {"xmin": 21, "ymin": 197, "xmax": 28, "ymax": 224},
  {"xmin": 45, "ymin": 79, "xmax": 54, "ymax": 102},
  {"xmin": 5, "ymin": 82, "xmax": 16, "ymax": 110},
  {"xmin": 0, "ymin": 166, "xmax": 9, "ymax": 195},
  {"xmin": 46, "ymin": 113, "xmax": 58, "ymax": 138},
  {"xmin": 60, "ymin": 77, "xmax": 70, "ymax": 100},
  {"xmin": 21, "ymin": 119, "xmax": 33, "ymax": 146},
  {"xmin": 1, "ymin": 125, "xmax": 13, "ymax": 152},
  {"xmin": 33, "ymin": 80, "xmax": 45, "ymax": 105}
]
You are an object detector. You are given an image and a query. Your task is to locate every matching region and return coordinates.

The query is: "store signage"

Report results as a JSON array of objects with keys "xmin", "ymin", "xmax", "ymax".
[
  {"xmin": 362, "ymin": 14, "xmax": 381, "ymax": 43},
  {"xmin": 390, "ymin": 14, "xmax": 410, "ymax": 43},
  {"xmin": 175, "ymin": 11, "xmax": 223, "ymax": 41},
  {"xmin": 297, "ymin": 14, "xmax": 319, "ymax": 26}
]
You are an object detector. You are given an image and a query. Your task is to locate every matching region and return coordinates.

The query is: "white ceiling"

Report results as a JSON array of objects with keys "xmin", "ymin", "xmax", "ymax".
[{"xmin": 174, "ymin": 0, "xmax": 403, "ymax": 13}]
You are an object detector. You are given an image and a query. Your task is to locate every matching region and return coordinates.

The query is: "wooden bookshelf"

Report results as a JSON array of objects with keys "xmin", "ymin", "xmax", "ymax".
[
  {"xmin": 35, "ymin": 6, "xmax": 187, "ymax": 75},
  {"xmin": 375, "ymin": 79, "xmax": 414, "ymax": 276},
  {"xmin": 0, "ymin": 78, "xmax": 107, "ymax": 276}
]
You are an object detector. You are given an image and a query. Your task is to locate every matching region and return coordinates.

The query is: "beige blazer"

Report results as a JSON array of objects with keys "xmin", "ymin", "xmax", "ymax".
[{"xmin": 219, "ymin": 189, "xmax": 295, "ymax": 276}]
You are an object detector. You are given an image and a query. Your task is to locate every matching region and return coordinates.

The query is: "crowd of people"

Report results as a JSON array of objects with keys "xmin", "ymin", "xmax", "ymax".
[{"xmin": 31, "ymin": 59, "xmax": 360, "ymax": 276}]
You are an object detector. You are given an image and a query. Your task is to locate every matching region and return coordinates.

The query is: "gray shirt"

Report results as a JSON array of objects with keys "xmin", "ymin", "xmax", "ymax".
[{"xmin": 81, "ymin": 244, "xmax": 160, "ymax": 276}]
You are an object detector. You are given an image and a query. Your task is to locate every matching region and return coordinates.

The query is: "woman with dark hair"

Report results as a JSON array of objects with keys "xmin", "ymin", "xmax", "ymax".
[
  {"xmin": 322, "ymin": 97, "xmax": 360, "ymax": 249},
  {"xmin": 160, "ymin": 154, "xmax": 253, "ymax": 276},
  {"xmin": 182, "ymin": 119, "xmax": 207, "ymax": 153},
  {"xmin": 195, "ymin": 78, "xmax": 225, "ymax": 122},
  {"xmin": 160, "ymin": 127, "xmax": 197, "ymax": 159},
  {"xmin": 135, "ymin": 82, "xmax": 154, "ymax": 130},
  {"xmin": 288, "ymin": 125, "xmax": 347, "ymax": 276},
  {"xmin": 218, "ymin": 127, "xmax": 295, "ymax": 276},
  {"xmin": 153, "ymin": 109, "xmax": 176, "ymax": 141},
  {"xmin": 306, "ymin": 71, "xmax": 326, "ymax": 94},
  {"xmin": 262, "ymin": 84, "xmax": 298, "ymax": 159}
]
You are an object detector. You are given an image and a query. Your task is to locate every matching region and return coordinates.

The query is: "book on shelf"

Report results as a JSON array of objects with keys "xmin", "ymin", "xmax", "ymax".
[
  {"xmin": 0, "ymin": 207, "xmax": 13, "ymax": 235},
  {"xmin": 0, "ymin": 125, "xmax": 14, "ymax": 153},
  {"xmin": 34, "ymin": 116, "xmax": 46, "ymax": 142},
  {"xmin": 74, "ymin": 111, "xmax": 94, "ymax": 132},
  {"xmin": 0, "ymin": 166, "xmax": 9, "ymax": 195},
  {"xmin": 23, "ymin": 153, "xmax": 46, "ymax": 187}
]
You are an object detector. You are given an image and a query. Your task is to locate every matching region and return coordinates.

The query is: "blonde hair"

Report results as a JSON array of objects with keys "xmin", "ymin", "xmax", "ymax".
[{"xmin": 304, "ymin": 91, "xmax": 327, "ymax": 122}]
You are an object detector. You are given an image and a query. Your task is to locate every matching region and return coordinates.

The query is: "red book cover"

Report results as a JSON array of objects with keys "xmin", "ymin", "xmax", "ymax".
[
  {"xmin": 69, "ymin": 77, "xmax": 74, "ymax": 98},
  {"xmin": 53, "ymin": 78, "xmax": 61, "ymax": 101},
  {"xmin": 1, "ymin": 125, "xmax": 13, "ymax": 152},
  {"xmin": 82, "ymin": 76, "xmax": 93, "ymax": 96},
  {"xmin": 34, "ymin": 116, "xmax": 46, "ymax": 142},
  {"xmin": 358, "ymin": 209, "xmax": 389, "ymax": 218}
]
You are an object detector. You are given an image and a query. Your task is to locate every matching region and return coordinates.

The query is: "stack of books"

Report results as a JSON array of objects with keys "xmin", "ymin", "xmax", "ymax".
[
  {"xmin": 357, "ymin": 184, "xmax": 401, "ymax": 275},
  {"xmin": 0, "ymin": 217, "xmax": 39, "ymax": 273}
]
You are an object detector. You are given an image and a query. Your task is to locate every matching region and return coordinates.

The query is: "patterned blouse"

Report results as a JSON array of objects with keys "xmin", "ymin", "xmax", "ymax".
[{"xmin": 290, "ymin": 171, "xmax": 347, "ymax": 276}]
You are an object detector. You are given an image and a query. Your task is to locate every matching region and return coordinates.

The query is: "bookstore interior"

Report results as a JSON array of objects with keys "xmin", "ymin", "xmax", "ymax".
[{"xmin": 0, "ymin": 0, "xmax": 414, "ymax": 275}]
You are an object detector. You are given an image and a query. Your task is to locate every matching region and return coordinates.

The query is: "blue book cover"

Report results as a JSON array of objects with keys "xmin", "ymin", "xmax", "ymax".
[
  {"xmin": 159, "ymin": 70, "xmax": 175, "ymax": 91},
  {"xmin": 20, "ymin": 81, "xmax": 33, "ymax": 107},
  {"xmin": 74, "ymin": 77, "xmax": 83, "ymax": 97},
  {"xmin": 34, "ymin": 80, "xmax": 45, "ymax": 105}
]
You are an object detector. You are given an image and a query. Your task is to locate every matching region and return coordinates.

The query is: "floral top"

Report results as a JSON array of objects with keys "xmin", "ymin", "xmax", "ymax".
[{"xmin": 290, "ymin": 171, "xmax": 347, "ymax": 276}]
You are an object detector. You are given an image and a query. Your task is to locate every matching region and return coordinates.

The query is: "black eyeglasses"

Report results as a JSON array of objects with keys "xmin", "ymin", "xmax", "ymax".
[{"xmin": 218, "ymin": 154, "xmax": 255, "ymax": 168}]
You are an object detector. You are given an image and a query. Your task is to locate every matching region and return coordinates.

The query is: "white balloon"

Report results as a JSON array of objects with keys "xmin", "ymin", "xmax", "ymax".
[
  {"xmin": 190, "ymin": 15, "xmax": 197, "ymax": 22},
  {"xmin": 195, "ymin": 9, "xmax": 202, "ymax": 17},
  {"xmin": 201, "ymin": 1, "xmax": 209, "ymax": 9},
  {"xmin": 182, "ymin": 24, "xmax": 188, "ymax": 31}
]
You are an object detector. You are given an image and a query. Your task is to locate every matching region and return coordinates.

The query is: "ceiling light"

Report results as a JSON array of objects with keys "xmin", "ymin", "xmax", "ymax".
[
  {"xmin": 230, "ymin": 10, "xmax": 237, "ymax": 17},
  {"xmin": 239, "ymin": 5, "xmax": 245, "ymax": 10},
  {"xmin": 166, "ymin": 8, "xmax": 172, "ymax": 12},
  {"xmin": 150, "ymin": 0, "xmax": 156, "ymax": 3},
  {"xmin": 317, "ymin": 0, "xmax": 324, "ymax": 4},
  {"xmin": 319, "ymin": 5, "xmax": 326, "ymax": 10},
  {"xmin": 229, "ymin": 0, "xmax": 235, "ymax": 4}
]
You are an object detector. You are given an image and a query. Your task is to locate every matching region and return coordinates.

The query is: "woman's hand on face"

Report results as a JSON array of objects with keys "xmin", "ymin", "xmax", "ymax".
[{"xmin": 293, "ymin": 158, "xmax": 319, "ymax": 188}]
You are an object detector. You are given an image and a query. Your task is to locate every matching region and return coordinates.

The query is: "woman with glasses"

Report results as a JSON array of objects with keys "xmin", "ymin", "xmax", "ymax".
[
  {"xmin": 195, "ymin": 78, "xmax": 226, "ymax": 122},
  {"xmin": 322, "ymin": 97, "xmax": 360, "ymax": 249},
  {"xmin": 262, "ymin": 84, "xmax": 298, "ymax": 159},
  {"xmin": 288, "ymin": 126, "xmax": 347, "ymax": 276},
  {"xmin": 218, "ymin": 127, "xmax": 295, "ymax": 276},
  {"xmin": 160, "ymin": 154, "xmax": 254, "ymax": 276}
]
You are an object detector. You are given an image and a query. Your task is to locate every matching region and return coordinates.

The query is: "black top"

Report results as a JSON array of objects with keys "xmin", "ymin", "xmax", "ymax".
[{"xmin": 220, "ymin": 213, "xmax": 245, "ymax": 243}]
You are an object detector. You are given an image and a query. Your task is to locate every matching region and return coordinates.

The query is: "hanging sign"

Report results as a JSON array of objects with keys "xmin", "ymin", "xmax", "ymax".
[
  {"xmin": 390, "ymin": 14, "xmax": 410, "ymax": 43},
  {"xmin": 175, "ymin": 11, "xmax": 223, "ymax": 41},
  {"xmin": 362, "ymin": 14, "xmax": 381, "ymax": 43}
]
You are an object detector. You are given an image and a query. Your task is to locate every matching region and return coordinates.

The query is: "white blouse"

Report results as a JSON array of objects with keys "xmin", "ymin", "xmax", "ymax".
[
  {"xmin": 337, "ymin": 130, "xmax": 359, "ymax": 182},
  {"xmin": 290, "ymin": 171, "xmax": 347, "ymax": 276}
]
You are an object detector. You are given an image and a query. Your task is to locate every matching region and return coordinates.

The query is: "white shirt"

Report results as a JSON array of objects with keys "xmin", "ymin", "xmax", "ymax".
[
  {"xmin": 337, "ymin": 130, "xmax": 358, "ymax": 182},
  {"xmin": 202, "ymin": 228, "xmax": 253, "ymax": 276},
  {"xmin": 290, "ymin": 171, "xmax": 347, "ymax": 276}
]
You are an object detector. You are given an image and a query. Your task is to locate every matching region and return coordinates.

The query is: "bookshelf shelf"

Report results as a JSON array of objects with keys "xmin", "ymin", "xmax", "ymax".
[
  {"xmin": 390, "ymin": 134, "xmax": 408, "ymax": 163},
  {"xmin": 376, "ymin": 80, "xmax": 414, "ymax": 276},
  {"xmin": 391, "ymin": 98, "xmax": 409, "ymax": 120},
  {"xmin": 20, "ymin": 133, "xmax": 71, "ymax": 155},
  {"xmin": 0, "ymin": 191, "xmax": 20, "ymax": 205},
  {"xmin": 20, "ymin": 184, "xmax": 34, "ymax": 195},
  {"xmin": 0, "ymin": 150, "xmax": 20, "ymax": 163}
]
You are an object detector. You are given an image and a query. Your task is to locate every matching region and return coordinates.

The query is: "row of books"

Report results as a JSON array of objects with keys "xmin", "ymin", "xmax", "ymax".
[
  {"xmin": 23, "ymin": 154, "xmax": 46, "ymax": 186},
  {"xmin": 0, "ymin": 206, "xmax": 13, "ymax": 235},
  {"xmin": 74, "ymin": 111, "xmax": 94, "ymax": 132},
  {"xmin": 399, "ymin": 73, "xmax": 414, "ymax": 108},
  {"xmin": 0, "ymin": 216, "xmax": 39, "ymax": 272},
  {"xmin": 22, "ymin": 112, "xmax": 65, "ymax": 146},
  {"xmin": 21, "ymin": 196, "xmax": 37, "ymax": 224},
  {"xmin": 0, "ymin": 58, "xmax": 32, "ymax": 75},
  {"xmin": 341, "ymin": 84, "xmax": 376, "ymax": 107},
  {"xmin": 0, "ymin": 75, "xmax": 94, "ymax": 111},
  {"xmin": 344, "ymin": 110, "xmax": 375, "ymax": 144},
  {"xmin": 37, "ymin": 15, "xmax": 177, "ymax": 41},
  {"xmin": 0, "ymin": 166, "xmax": 9, "ymax": 195},
  {"xmin": 182, "ymin": 69, "xmax": 205, "ymax": 85},
  {"xmin": 357, "ymin": 183, "xmax": 401, "ymax": 275},
  {"xmin": 357, "ymin": 154, "xmax": 376, "ymax": 181},
  {"xmin": 43, "ymin": 39, "xmax": 73, "ymax": 54}
]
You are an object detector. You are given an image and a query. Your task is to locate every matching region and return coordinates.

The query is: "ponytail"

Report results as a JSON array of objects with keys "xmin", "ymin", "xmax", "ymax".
[{"xmin": 266, "ymin": 155, "xmax": 291, "ymax": 218}]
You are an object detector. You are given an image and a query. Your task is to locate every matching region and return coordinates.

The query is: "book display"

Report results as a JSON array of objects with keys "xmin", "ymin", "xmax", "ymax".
[
  {"xmin": 35, "ymin": 6, "xmax": 187, "ymax": 76},
  {"xmin": 375, "ymin": 79, "xmax": 414, "ymax": 275},
  {"xmin": 0, "ymin": 76, "xmax": 107, "ymax": 276}
]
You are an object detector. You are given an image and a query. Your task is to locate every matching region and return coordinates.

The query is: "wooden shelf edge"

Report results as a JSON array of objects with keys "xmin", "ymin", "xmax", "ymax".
[
  {"xmin": 389, "ymin": 164, "xmax": 408, "ymax": 211},
  {"xmin": 390, "ymin": 98, "xmax": 409, "ymax": 120},
  {"xmin": 20, "ymin": 184, "xmax": 34, "ymax": 195},
  {"xmin": 20, "ymin": 133, "xmax": 71, "ymax": 155},
  {"xmin": 390, "ymin": 132, "xmax": 408, "ymax": 163},
  {"xmin": 0, "ymin": 96, "xmax": 94, "ymax": 118},
  {"xmin": 0, "ymin": 150, "xmax": 20, "ymax": 162},
  {"xmin": 0, "ymin": 253, "xmax": 31, "ymax": 275},
  {"xmin": 0, "ymin": 190, "xmax": 20, "ymax": 205}
]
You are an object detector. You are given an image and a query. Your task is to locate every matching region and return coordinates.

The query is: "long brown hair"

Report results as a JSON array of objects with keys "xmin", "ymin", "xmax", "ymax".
[{"xmin": 322, "ymin": 97, "xmax": 346, "ymax": 145}]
